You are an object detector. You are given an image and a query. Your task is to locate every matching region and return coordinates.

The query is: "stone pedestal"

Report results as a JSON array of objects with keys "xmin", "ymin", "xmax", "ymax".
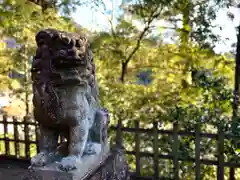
[
  {"xmin": 0, "ymin": 168, "xmax": 73, "ymax": 180},
  {"xmin": 0, "ymin": 148, "xmax": 130, "ymax": 180},
  {"xmin": 82, "ymin": 148, "xmax": 130, "ymax": 180}
]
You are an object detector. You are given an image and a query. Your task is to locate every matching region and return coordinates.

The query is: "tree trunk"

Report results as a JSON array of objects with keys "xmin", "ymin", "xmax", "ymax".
[
  {"xmin": 120, "ymin": 62, "xmax": 128, "ymax": 83},
  {"xmin": 179, "ymin": 0, "xmax": 192, "ymax": 83},
  {"xmin": 230, "ymin": 24, "xmax": 240, "ymax": 180},
  {"xmin": 180, "ymin": 0, "xmax": 191, "ymax": 46}
]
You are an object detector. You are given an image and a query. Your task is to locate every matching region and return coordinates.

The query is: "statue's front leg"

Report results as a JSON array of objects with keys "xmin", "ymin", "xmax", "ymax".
[
  {"xmin": 59, "ymin": 120, "xmax": 89, "ymax": 171},
  {"xmin": 31, "ymin": 125, "xmax": 58, "ymax": 167}
]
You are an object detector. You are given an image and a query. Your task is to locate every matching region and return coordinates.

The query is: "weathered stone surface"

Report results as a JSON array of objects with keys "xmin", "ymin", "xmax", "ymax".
[
  {"xmin": 30, "ymin": 29, "xmax": 109, "ymax": 172},
  {"xmin": 0, "ymin": 168, "xmax": 73, "ymax": 180},
  {"xmin": 81, "ymin": 148, "xmax": 130, "ymax": 180},
  {"xmin": 30, "ymin": 143, "xmax": 109, "ymax": 179},
  {"xmin": 0, "ymin": 148, "xmax": 130, "ymax": 180}
]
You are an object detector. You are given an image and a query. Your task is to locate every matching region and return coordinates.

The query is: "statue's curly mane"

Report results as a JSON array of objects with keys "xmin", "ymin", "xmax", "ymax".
[
  {"xmin": 35, "ymin": 29, "xmax": 88, "ymax": 55},
  {"xmin": 32, "ymin": 29, "xmax": 99, "ymax": 110}
]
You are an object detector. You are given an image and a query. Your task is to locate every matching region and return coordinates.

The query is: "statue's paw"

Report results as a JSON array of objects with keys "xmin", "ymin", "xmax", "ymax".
[
  {"xmin": 58, "ymin": 155, "xmax": 81, "ymax": 172},
  {"xmin": 31, "ymin": 152, "xmax": 54, "ymax": 167}
]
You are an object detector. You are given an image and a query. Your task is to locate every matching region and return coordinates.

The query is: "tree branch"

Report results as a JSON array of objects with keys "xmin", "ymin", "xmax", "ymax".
[
  {"xmin": 92, "ymin": 0, "xmax": 116, "ymax": 36},
  {"xmin": 120, "ymin": 5, "xmax": 163, "ymax": 82},
  {"xmin": 27, "ymin": 0, "xmax": 56, "ymax": 12}
]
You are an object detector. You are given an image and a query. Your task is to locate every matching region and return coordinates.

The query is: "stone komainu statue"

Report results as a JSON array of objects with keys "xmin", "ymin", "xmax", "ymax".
[{"xmin": 30, "ymin": 29, "xmax": 109, "ymax": 171}]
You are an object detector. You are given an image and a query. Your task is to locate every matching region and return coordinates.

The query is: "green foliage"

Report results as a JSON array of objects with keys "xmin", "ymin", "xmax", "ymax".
[
  {"xmin": 122, "ymin": 0, "xmax": 237, "ymax": 47},
  {"xmin": 0, "ymin": 0, "xmax": 77, "ymax": 113},
  {"xmin": 0, "ymin": 0, "xmax": 239, "ymax": 179},
  {"xmin": 0, "ymin": 133, "xmax": 37, "ymax": 158},
  {"xmin": 92, "ymin": 19, "xmax": 237, "ymax": 178}
]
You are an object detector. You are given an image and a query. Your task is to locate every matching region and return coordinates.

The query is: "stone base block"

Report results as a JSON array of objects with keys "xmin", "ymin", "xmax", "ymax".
[{"xmin": 0, "ymin": 148, "xmax": 130, "ymax": 180}]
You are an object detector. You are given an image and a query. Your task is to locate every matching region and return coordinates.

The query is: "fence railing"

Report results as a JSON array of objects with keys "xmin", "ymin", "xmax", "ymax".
[
  {"xmin": 109, "ymin": 119, "xmax": 240, "ymax": 180},
  {"xmin": 0, "ymin": 115, "xmax": 38, "ymax": 159},
  {"xmin": 1, "ymin": 114, "xmax": 240, "ymax": 179}
]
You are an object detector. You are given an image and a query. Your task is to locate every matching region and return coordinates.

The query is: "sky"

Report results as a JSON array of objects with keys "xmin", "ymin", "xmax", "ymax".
[
  {"xmin": 71, "ymin": 0, "xmax": 240, "ymax": 54},
  {"xmin": 71, "ymin": 0, "xmax": 122, "ymax": 33}
]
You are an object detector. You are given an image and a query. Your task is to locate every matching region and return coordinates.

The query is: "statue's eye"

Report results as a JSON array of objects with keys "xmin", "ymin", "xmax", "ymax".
[{"xmin": 59, "ymin": 50, "xmax": 67, "ymax": 56}]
